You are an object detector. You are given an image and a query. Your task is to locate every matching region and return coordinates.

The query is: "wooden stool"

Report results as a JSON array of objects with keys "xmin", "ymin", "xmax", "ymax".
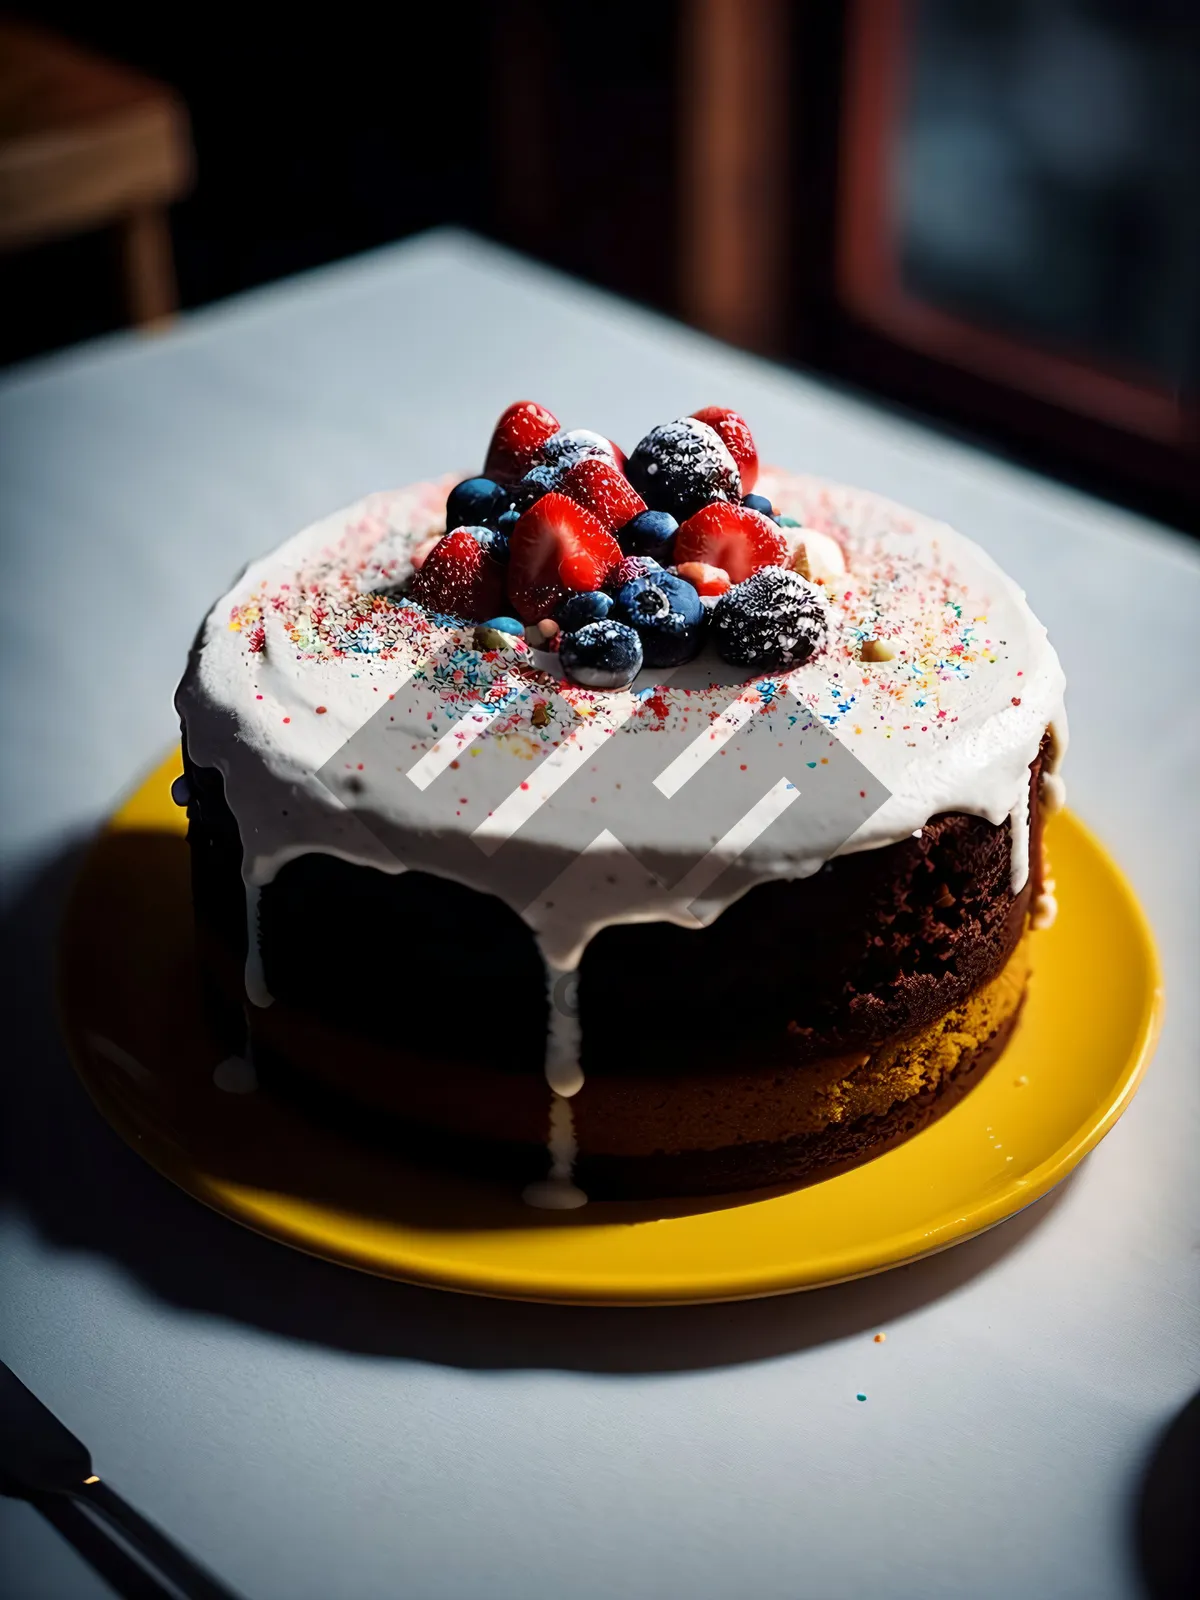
[{"xmin": 0, "ymin": 20, "xmax": 193, "ymax": 328}]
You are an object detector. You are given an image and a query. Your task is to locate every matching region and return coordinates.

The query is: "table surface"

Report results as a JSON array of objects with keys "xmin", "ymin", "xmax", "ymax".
[{"xmin": 2, "ymin": 229, "xmax": 1197, "ymax": 1600}]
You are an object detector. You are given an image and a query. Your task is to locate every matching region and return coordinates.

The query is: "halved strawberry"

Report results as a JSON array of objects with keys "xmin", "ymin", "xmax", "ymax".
[
  {"xmin": 691, "ymin": 406, "xmax": 759, "ymax": 493},
  {"xmin": 483, "ymin": 400, "xmax": 560, "ymax": 482},
  {"xmin": 507, "ymin": 493, "xmax": 622, "ymax": 622},
  {"xmin": 558, "ymin": 457, "xmax": 646, "ymax": 534},
  {"xmin": 409, "ymin": 528, "xmax": 506, "ymax": 621},
  {"xmin": 673, "ymin": 560, "xmax": 731, "ymax": 597},
  {"xmin": 608, "ymin": 438, "xmax": 627, "ymax": 474},
  {"xmin": 674, "ymin": 502, "xmax": 786, "ymax": 583}
]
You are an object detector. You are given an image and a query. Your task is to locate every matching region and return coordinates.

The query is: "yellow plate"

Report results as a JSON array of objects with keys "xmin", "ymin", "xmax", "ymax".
[{"xmin": 60, "ymin": 755, "xmax": 1162, "ymax": 1305}]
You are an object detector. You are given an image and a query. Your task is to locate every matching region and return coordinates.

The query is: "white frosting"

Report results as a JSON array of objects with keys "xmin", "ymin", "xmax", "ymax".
[{"xmin": 176, "ymin": 469, "xmax": 1067, "ymax": 1198}]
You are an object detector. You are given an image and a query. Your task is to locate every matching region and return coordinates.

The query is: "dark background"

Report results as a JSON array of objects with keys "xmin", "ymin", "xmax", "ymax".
[{"xmin": 4, "ymin": 1, "xmax": 1198, "ymax": 531}]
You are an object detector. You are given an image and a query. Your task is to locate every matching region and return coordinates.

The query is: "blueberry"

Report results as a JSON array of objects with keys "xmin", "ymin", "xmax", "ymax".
[
  {"xmin": 742, "ymin": 493, "xmax": 775, "ymax": 516},
  {"xmin": 711, "ymin": 568, "xmax": 828, "ymax": 671},
  {"xmin": 504, "ymin": 481, "xmax": 544, "ymax": 516},
  {"xmin": 618, "ymin": 508, "xmax": 678, "ymax": 562},
  {"xmin": 447, "ymin": 477, "xmax": 507, "ymax": 530},
  {"xmin": 776, "ymin": 513, "xmax": 803, "ymax": 529},
  {"xmin": 625, "ymin": 418, "xmax": 741, "ymax": 521},
  {"xmin": 559, "ymin": 620, "xmax": 643, "ymax": 690},
  {"xmin": 481, "ymin": 615, "xmax": 524, "ymax": 636},
  {"xmin": 471, "ymin": 527, "xmax": 510, "ymax": 564},
  {"xmin": 522, "ymin": 429, "xmax": 614, "ymax": 492},
  {"xmin": 555, "ymin": 590, "xmax": 613, "ymax": 631},
  {"xmin": 603, "ymin": 555, "xmax": 661, "ymax": 595},
  {"xmin": 612, "ymin": 571, "xmax": 706, "ymax": 667},
  {"xmin": 497, "ymin": 507, "xmax": 522, "ymax": 538}
]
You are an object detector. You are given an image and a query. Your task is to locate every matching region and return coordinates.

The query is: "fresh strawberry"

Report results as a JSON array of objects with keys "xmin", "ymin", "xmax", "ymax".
[
  {"xmin": 409, "ymin": 528, "xmax": 506, "ymax": 621},
  {"xmin": 608, "ymin": 438, "xmax": 627, "ymax": 474},
  {"xmin": 674, "ymin": 502, "xmax": 786, "ymax": 584},
  {"xmin": 674, "ymin": 560, "xmax": 731, "ymax": 597},
  {"xmin": 483, "ymin": 400, "xmax": 560, "ymax": 482},
  {"xmin": 507, "ymin": 492, "xmax": 622, "ymax": 623},
  {"xmin": 558, "ymin": 457, "xmax": 646, "ymax": 534},
  {"xmin": 691, "ymin": 406, "xmax": 759, "ymax": 492}
]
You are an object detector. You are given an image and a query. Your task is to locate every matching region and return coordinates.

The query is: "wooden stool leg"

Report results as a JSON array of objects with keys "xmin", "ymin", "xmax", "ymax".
[{"xmin": 121, "ymin": 205, "xmax": 178, "ymax": 327}]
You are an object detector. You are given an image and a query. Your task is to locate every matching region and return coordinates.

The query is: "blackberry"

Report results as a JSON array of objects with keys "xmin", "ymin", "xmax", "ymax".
[
  {"xmin": 711, "ymin": 567, "xmax": 828, "ymax": 671},
  {"xmin": 625, "ymin": 418, "xmax": 741, "ymax": 521}
]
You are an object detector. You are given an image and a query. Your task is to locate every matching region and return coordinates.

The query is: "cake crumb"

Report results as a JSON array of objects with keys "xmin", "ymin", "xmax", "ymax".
[{"xmin": 873, "ymin": 1333, "xmax": 886, "ymax": 1343}]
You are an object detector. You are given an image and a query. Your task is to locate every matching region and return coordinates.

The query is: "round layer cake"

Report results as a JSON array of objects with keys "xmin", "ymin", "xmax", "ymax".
[{"xmin": 176, "ymin": 403, "xmax": 1066, "ymax": 1205}]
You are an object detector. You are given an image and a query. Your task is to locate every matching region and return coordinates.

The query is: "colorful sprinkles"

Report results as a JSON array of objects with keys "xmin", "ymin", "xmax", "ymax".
[{"xmin": 224, "ymin": 472, "xmax": 1017, "ymax": 755}]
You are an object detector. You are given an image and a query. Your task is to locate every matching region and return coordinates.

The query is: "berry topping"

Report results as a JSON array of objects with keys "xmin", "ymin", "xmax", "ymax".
[
  {"xmin": 741, "ymin": 492, "xmax": 774, "ymax": 516},
  {"xmin": 505, "ymin": 480, "xmax": 547, "ymax": 515},
  {"xmin": 555, "ymin": 589, "xmax": 613, "ymax": 631},
  {"xmin": 625, "ymin": 418, "xmax": 741, "ymax": 520},
  {"xmin": 607, "ymin": 439, "xmax": 627, "ymax": 474},
  {"xmin": 673, "ymin": 560, "xmax": 731, "ymax": 597},
  {"xmin": 691, "ymin": 406, "xmax": 759, "ymax": 492},
  {"xmin": 447, "ymin": 476, "xmax": 507, "ymax": 530},
  {"xmin": 471, "ymin": 527, "xmax": 511, "ymax": 564},
  {"xmin": 496, "ymin": 508, "xmax": 522, "ymax": 538},
  {"xmin": 787, "ymin": 527, "xmax": 847, "ymax": 586},
  {"xmin": 611, "ymin": 571, "xmax": 706, "ymax": 667},
  {"xmin": 618, "ymin": 508, "xmax": 678, "ymax": 562},
  {"xmin": 559, "ymin": 620, "xmax": 643, "ymax": 691},
  {"xmin": 523, "ymin": 429, "xmax": 617, "ymax": 492},
  {"xmin": 602, "ymin": 554, "xmax": 662, "ymax": 594},
  {"xmin": 506, "ymin": 492, "xmax": 622, "ymax": 623},
  {"xmin": 673, "ymin": 501, "xmax": 787, "ymax": 583},
  {"xmin": 711, "ymin": 568, "xmax": 828, "ymax": 670},
  {"xmin": 483, "ymin": 401, "xmax": 560, "ymax": 482},
  {"xmin": 409, "ymin": 527, "xmax": 506, "ymax": 621},
  {"xmin": 481, "ymin": 615, "xmax": 524, "ymax": 636},
  {"xmin": 558, "ymin": 457, "xmax": 646, "ymax": 533}
]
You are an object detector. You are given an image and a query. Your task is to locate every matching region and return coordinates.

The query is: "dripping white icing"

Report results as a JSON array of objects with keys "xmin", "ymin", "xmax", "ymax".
[
  {"xmin": 1041, "ymin": 772, "xmax": 1067, "ymax": 815},
  {"xmin": 1008, "ymin": 790, "xmax": 1031, "ymax": 894},
  {"xmin": 522, "ymin": 1094, "xmax": 588, "ymax": 1210},
  {"xmin": 243, "ymin": 880, "xmax": 273, "ymax": 1008},
  {"xmin": 543, "ymin": 964, "xmax": 585, "ymax": 1098},
  {"xmin": 1031, "ymin": 888, "xmax": 1058, "ymax": 931},
  {"xmin": 522, "ymin": 960, "xmax": 588, "ymax": 1207}
]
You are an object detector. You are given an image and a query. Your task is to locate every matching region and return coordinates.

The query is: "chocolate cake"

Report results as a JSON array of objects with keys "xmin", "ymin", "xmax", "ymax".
[{"xmin": 176, "ymin": 403, "xmax": 1066, "ymax": 1206}]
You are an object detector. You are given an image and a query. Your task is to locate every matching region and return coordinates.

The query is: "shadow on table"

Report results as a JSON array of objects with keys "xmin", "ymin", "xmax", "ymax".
[
  {"xmin": 3, "ymin": 836, "xmax": 1074, "ymax": 1376},
  {"xmin": 1132, "ymin": 1389, "xmax": 1200, "ymax": 1600}
]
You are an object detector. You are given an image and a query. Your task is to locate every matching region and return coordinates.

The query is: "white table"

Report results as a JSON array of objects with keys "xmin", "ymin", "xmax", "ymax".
[{"xmin": 2, "ymin": 230, "xmax": 1197, "ymax": 1600}]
